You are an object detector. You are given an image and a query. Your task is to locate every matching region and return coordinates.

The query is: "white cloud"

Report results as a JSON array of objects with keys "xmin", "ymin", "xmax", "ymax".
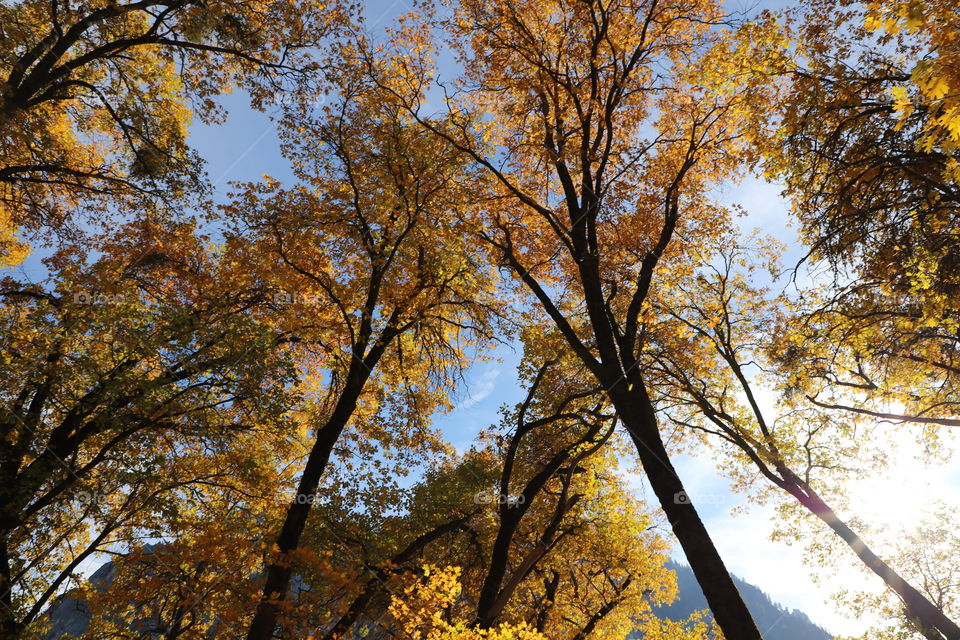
[{"xmin": 457, "ymin": 366, "xmax": 502, "ymax": 411}]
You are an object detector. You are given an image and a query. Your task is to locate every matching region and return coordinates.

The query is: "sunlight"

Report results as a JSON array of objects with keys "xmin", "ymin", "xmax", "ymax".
[
  {"xmin": 848, "ymin": 426, "xmax": 959, "ymax": 536},
  {"xmin": 851, "ymin": 466, "xmax": 931, "ymax": 535}
]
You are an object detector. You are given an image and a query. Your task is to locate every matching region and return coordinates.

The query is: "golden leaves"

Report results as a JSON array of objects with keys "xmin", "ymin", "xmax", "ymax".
[
  {"xmin": 0, "ymin": 0, "xmax": 352, "ymax": 254},
  {"xmin": 864, "ymin": 0, "xmax": 960, "ymax": 154}
]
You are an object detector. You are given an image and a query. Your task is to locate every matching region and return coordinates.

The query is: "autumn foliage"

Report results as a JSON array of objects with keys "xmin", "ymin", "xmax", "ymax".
[{"xmin": 1, "ymin": 1, "xmax": 960, "ymax": 640}]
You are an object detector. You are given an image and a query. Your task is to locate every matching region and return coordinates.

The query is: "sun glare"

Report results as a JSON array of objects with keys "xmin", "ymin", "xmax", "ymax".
[{"xmin": 848, "ymin": 427, "xmax": 959, "ymax": 537}]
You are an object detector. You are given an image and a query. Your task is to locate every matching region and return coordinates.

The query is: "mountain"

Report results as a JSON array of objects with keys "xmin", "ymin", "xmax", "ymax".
[
  {"xmin": 41, "ymin": 561, "xmax": 114, "ymax": 640},
  {"xmin": 649, "ymin": 560, "xmax": 833, "ymax": 640}
]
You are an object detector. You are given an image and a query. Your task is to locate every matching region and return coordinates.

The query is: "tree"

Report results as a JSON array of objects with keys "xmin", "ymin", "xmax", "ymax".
[
  {"xmin": 394, "ymin": 353, "xmax": 711, "ymax": 640},
  {"xmin": 370, "ymin": 0, "xmax": 787, "ymax": 636},
  {"xmin": 230, "ymin": 64, "xmax": 502, "ymax": 640},
  {"xmin": 764, "ymin": 0, "xmax": 960, "ymax": 432},
  {"xmin": 0, "ymin": 0, "xmax": 349, "ymax": 264},
  {"xmin": 752, "ymin": 7, "xmax": 960, "ymax": 629},
  {"xmin": 0, "ymin": 216, "xmax": 300, "ymax": 639},
  {"xmin": 644, "ymin": 237, "xmax": 960, "ymax": 639}
]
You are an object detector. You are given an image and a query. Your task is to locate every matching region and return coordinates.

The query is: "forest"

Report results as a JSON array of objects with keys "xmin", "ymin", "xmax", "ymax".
[{"xmin": 1, "ymin": 0, "xmax": 959, "ymax": 638}]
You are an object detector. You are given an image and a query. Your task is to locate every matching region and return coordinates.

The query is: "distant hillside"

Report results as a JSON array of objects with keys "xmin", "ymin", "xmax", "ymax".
[{"xmin": 648, "ymin": 561, "xmax": 833, "ymax": 640}]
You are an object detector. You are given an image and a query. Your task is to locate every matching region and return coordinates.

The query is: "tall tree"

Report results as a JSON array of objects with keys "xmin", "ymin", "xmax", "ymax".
[
  {"xmin": 232, "ymin": 67, "xmax": 501, "ymax": 640},
  {"xmin": 371, "ymin": 1, "xmax": 787, "ymax": 636},
  {"xmin": 644, "ymin": 238, "xmax": 960, "ymax": 639},
  {"xmin": 0, "ymin": 217, "xmax": 298, "ymax": 639}
]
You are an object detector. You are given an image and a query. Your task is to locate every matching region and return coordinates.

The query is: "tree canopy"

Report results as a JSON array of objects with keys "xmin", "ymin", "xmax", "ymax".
[{"xmin": 2, "ymin": 1, "xmax": 960, "ymax": 639}]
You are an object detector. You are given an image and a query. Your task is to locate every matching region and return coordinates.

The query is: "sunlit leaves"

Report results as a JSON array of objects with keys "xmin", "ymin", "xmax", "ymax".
[{"xmin": 0, "ymin": 0, "xmax": 353, "ymax": 262}]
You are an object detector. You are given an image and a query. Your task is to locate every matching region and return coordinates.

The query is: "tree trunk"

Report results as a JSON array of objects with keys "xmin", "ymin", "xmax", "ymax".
[
  {"xmin": 611, "ymin": 382, "xmax": 763, "ymax": 640},
  {"xmin": 475, "ymin": 513, "xmax": 520, "ymax": 627},
  {"xmin": 0, "ymin": 529, "xmax": 22, "ymax": 640},
  {"xmin": 789, "ymin": 483, "xmax": 960, "ymax": 640},
  {"xmin": 245, "ymin": 393, "xmax": 360, "ymax": 640}
]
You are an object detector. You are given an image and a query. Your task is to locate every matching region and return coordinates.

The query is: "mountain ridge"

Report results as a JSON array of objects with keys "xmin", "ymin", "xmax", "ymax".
[{"xmin": 648, "ymin": 560, "xmax": 833, "ymax": 640}]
